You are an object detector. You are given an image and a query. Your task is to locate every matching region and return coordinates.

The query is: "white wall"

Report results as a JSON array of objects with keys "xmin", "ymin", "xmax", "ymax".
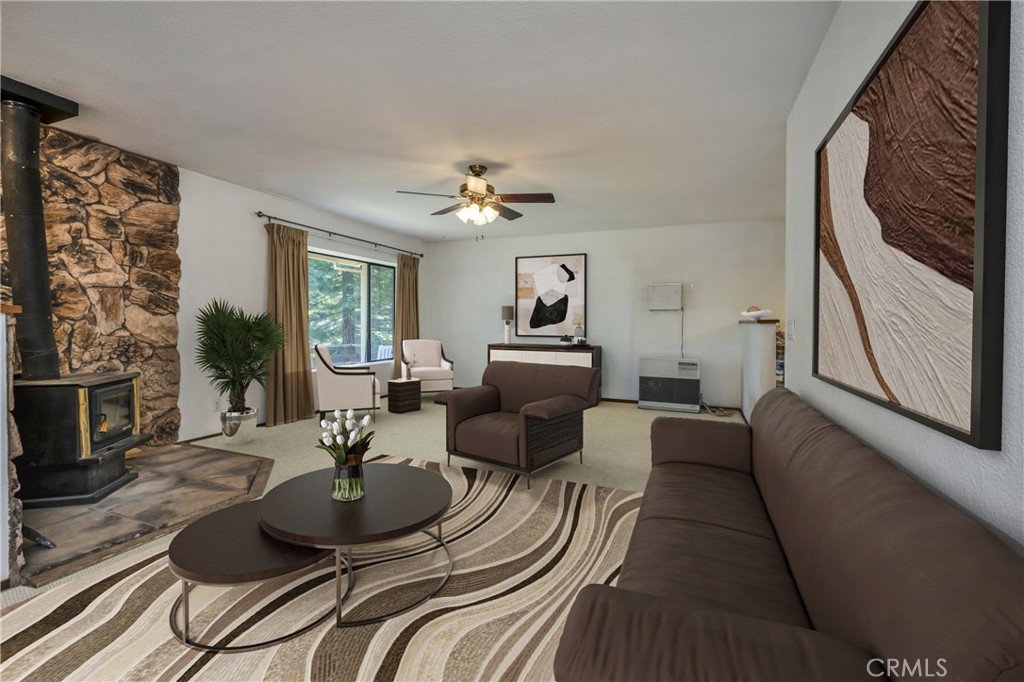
[
  {"xmin": 420, "ymin": 220, "xmax": 785, "ymax": 406},
  {"xmin": 786, "ymin": 2, "xmax": 1024, "ymax": 544},
  {"xmin": 177, "ymin": 170, "xmax": 426, "ymax": 440}
]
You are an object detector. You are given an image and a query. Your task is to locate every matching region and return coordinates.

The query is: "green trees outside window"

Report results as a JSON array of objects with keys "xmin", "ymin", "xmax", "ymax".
[{"xmin": 308, "ymin": 252, "xmax": 395, "ymax": 365}]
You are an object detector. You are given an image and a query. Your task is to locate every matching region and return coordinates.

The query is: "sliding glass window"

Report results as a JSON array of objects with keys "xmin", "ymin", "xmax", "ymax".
[{"xmin": 308, "ymin": 252, "xmax": 395, "ymax": 365}]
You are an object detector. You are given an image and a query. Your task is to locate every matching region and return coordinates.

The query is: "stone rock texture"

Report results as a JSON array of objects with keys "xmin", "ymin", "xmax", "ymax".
[
  {"xmin": 1, "ymin": 126, "xmax": 181, "ymax": 445},
  {"xmin": 7, "ymin": 320, "xmax": 25, "ymax": 586}
]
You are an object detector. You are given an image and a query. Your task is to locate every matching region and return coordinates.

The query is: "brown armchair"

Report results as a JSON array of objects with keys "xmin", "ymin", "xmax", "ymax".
[{"xmin": 434, "ymin": 361, "xmax": 600, "ymax": 488}]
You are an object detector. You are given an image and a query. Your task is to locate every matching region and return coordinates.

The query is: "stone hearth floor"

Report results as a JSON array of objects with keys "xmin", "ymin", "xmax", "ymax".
[{"xmin": 18, "ymin": 444, "xmax": 273, "ymax": 587}]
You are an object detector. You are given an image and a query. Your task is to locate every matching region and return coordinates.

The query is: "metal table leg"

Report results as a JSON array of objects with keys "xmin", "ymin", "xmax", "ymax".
[
  {"xmin": 170, "ymin": 554, "xmax": 351, "ymax": 653},
  {"xmin": 333, "ymin": 529, "xmax": 452, "ymax": 628}
]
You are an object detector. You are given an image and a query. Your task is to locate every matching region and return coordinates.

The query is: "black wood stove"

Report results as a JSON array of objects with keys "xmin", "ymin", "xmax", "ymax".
[
  {"xmin": 3, "ymin": 82, "xmax": 150, "ymax": 509},
  {"xmin": 13, "ymin": 372, "xmax": 149, "ymax": 507}
]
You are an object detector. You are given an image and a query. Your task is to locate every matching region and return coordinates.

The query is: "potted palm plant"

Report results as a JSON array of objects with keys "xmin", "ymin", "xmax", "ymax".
[{"xmin": 195, "ymin": 299, "xmax": 286, "ymax": 437}]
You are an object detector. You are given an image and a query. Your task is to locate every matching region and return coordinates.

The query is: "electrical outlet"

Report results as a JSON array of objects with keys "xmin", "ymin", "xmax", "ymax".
[
  {"xmin": 786, "ymin": 319, "xmax": 796, "ymax": 340},
  {"xmin": 213, "ymin": 398, "xmax": 221, "ymax": 412}
]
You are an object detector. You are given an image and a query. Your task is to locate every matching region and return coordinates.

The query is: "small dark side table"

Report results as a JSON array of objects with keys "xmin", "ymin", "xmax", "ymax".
[{"xmin": 387, "ymin": 378, "xmax": 422, "ymax": 413}]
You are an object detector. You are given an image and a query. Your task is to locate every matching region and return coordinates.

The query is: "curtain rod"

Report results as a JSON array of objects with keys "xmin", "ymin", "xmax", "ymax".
[{"xmin": 255, "ymin": 211, "xmax": 424, "ymax": 258}]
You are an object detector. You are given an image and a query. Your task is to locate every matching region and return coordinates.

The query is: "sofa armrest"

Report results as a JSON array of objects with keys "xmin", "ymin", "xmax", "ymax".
[
  {"xmin": 521, "ymin": 395, "xmax": 588, "ymax": 420},
  {"xmin": 330, "ymin": 366, "xmax": 373, "ymax": 374},
  {"xmin": 650, "ymin": 417, "xmax": 752, "ymax": 473},
  {"xmin": 434, "ymin": 385, "xmax": 500, "ymax": 452},
  {"xmin": 554, "ymin": 585, "xmax": 874, "ymax": 682}
]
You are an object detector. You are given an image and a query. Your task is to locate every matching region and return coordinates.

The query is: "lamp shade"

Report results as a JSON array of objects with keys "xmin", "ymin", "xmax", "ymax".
[{"xmin": 501, "ymin": 306, "xmax": 514, "ymax": 321}]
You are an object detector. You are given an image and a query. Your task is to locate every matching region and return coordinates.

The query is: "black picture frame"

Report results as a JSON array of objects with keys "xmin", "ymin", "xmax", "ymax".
[
  {"xmin": 514, "ymin": 254, "xmax": 587, "ymax": 338},
  {"xmin": 812, "ymin": 0, "xmax": 1009, "ymax": 450}
]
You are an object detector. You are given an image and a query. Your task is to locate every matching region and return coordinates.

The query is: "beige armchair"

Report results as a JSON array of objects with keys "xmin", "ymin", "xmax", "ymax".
[
  {"xmin": 313, "ymin": 344, "xmax": 381, "ymax": 420},
  {"xmin": 401, "ymin": 339, "xmax": 454, "ymax": 392}
]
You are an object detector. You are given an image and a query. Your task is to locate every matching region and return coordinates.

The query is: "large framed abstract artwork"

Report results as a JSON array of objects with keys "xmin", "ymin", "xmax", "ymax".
[
  {"xmin": 813, "ymin": 1, "xmax": 1009, "ymax": 449},
  {"xmin": 515, "ymin": 254, "xmax": 586, "ymax": 338}
]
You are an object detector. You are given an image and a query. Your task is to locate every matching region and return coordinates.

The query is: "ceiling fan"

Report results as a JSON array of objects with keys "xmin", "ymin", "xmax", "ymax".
[{"xmin": 397, "ymin": 164, "xmax": 555, "ymax": 225}]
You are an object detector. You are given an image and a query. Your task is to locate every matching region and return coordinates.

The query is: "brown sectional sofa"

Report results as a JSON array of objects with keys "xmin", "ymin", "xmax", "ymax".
[{"xmin": 554, "ymin": 388, "xmax": 1024, "ymax": 681}]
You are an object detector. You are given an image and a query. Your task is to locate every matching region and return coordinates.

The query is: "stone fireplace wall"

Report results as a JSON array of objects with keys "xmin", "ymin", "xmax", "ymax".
[
  {"xmin": 5, "ymin": 318, "xmax": 25, "ymax": 585},
  {"xmin": 1, "ymin": 126, "xmax": 181, "ymax": 444}
]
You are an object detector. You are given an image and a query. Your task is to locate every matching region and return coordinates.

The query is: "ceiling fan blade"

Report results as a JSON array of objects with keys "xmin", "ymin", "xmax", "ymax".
[
  {"xmin": 431, "ymin": 203, "xmax": 465, "ymax": 216},
  {"xmin": 397, "ymin": 190, "xmax": 461, "ymax": 199},
  {"xmin": 495, "ymin": 193, "xmax": 555, "ymax": 203},
  {"xmin": 492, "ymin": 203, "xmax": 524, "ymax": 221}
]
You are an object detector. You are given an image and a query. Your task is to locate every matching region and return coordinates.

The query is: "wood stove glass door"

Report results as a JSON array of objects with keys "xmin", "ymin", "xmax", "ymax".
[{"xmin": 91, "ymin": 384, "xmax": 134, "ymax": 444}]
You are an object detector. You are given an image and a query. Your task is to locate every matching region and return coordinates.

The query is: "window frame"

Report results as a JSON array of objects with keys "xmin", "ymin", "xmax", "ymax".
[{"xmin": 307, "ymin": 248, "xmax": 396, "ymax": 365}]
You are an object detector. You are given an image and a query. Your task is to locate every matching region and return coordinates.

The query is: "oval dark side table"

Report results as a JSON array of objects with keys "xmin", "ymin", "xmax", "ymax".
[
  {"xmin": 259, "ymin": 463, "xmax": 453, "ymax": 628},
  {"xmin": 167, "ymin": 500, "xmax": 340, "ymax": 652}
]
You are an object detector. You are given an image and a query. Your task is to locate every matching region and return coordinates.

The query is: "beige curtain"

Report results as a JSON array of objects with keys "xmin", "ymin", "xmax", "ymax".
[
  {"xmin": 393, "ymin": 253, "xmax": 420, "ymax": 378},
  {"xmin": 265, "ymin": 222, "xmax": 315, "ymax": 425}
]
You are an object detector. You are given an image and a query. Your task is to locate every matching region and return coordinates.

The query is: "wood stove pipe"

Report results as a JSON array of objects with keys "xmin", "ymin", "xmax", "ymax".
[
  {"xmin": 1, "ymin": 79, "xmax": 77, "ymax": 380},
  {"xmin": 2, "ymin": 99, "xmax": 61, "ymax": 379}
]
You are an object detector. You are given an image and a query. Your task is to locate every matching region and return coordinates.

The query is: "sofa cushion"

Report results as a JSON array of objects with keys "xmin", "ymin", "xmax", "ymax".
[
  {"xmin": 455, "ymin": 412, "xmax": 519, "ymax": 465},
  {"xmin": 619, "ymin": 516, "xmax": 810, "ymax": 628},
  {"xmin": 639, "ymin": 463, "xmax": 776, "ymax": 541},
  {"xmin": 751, "ymin": 388, "xmax": 1024, "ymax": 681},
  {"xmin": 555, "ymin": 585, "xmax": 875, "ymax": 682}
]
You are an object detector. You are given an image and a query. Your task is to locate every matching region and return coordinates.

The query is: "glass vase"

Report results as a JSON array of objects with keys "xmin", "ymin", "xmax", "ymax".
[{"xmin": 332, "ymin": 462, "xmax": 365, "ymax": 502}]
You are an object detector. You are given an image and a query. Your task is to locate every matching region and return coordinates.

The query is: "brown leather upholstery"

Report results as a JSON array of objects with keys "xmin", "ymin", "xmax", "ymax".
[
  {"xmin": 482, "ymin": 360, "xmax": 600, "ymax": 412},
  {"xmin": 650, "ymin": 415, "xmax": 752, "ymax": 472},
  {"xmin": 435, "ymin": 361, "xmax": 600, "ymax": 482},
  {"xmin": 455, "ymin": 412, "xmax": 519, "ymax": 466},
  {"xmin": 555, "ymin": 388, "xmax": 1024, "ymax": 681},
  {"xmin": 751, "ymin": 389, "xmax": 1024, "ymax": 682},
  {"xmin": 556, "ymin": 585, "xmax": 875, "ymax": 682},
  {"xmin": 619, "ymin": 515, "xmax": 810, "ymax": 627}
]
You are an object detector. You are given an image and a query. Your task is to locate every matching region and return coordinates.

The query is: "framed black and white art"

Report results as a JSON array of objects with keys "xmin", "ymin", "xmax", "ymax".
[{"xmin": 515, "ymin": 254, "xmax": 586, "ymax": 338}]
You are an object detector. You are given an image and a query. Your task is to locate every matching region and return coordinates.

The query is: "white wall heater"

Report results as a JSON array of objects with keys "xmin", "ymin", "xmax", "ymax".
[{"xmin": 638, "ymin": 357, "xmax": 701, "ymax": 413}]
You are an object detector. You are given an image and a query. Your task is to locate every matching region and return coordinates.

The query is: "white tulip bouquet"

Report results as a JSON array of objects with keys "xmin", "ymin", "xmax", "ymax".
[
  {"xmin": 317, "ymin": 409, "xmax": 375, "ymax": 466},
  {"xmin": 318, "ymin": 409, "xmax": 375, "ymax": 501}
]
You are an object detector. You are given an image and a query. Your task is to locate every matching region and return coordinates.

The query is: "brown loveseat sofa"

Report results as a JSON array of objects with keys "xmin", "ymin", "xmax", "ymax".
[
  {"xmin": 554, "ymin": 388, "xmax": 1023, "ymax": 681},
  {"xmin": 435, "ymin": 361, "xmax": 600, "ymax": 487}
]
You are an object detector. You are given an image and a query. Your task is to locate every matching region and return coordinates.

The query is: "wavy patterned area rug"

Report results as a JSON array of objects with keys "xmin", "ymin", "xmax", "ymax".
[{"xmin": 1, "ymin": 457, "xmax": 641, "ymax": 682}]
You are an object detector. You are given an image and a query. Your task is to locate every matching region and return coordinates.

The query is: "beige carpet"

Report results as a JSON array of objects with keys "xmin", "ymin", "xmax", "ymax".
[
  {"xmin": 199, "ymin": 397, "xmax": 743, "ymax": 494},
  {"xmin": 1, "ymin": 457, "xmax": 641, "ymax": 682}
]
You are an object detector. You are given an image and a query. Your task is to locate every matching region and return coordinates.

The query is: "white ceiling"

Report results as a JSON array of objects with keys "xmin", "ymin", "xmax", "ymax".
[{"xmin": 1, "ymin": 1, "xmax": 837, "ymax": 242}]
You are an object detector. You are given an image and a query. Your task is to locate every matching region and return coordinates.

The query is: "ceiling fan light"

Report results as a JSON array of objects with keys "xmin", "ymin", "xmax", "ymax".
[
  {"xmin": 457, "ymin": 203, "xmax": 487, "ymax": 225},
  {"xmin": 455, "ymin": 205, "xmax": 473, "ymax": 223},
  {"xmin": 482, "ymin": 204, "xmax": 499, "ymax": 223}
]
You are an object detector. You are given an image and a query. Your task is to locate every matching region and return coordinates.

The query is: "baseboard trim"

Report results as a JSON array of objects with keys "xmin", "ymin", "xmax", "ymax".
[
  {"xmin": 178, "ymin": 432, "xmax": 220, "ymax": 444},
  {"xmin": 599, "ymin": 397, "xmax": 743, "ymax": 418},
  {"xmin": 180, "ymin": 421, "xmax": 275, "ymax": 445}
]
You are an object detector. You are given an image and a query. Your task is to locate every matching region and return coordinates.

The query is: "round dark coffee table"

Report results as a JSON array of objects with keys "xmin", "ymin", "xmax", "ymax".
[
  {"xmin": 167, "ymin": 500, "xmax": 344, "ymax": 652},
  {"xmin": 259, "ymin": 463, "xmax": 453, "ymax": 627}
]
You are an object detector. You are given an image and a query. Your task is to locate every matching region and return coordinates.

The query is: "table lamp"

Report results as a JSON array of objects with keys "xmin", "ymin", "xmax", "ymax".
[{"xmin": 501, "ymin": 306, "xmax": 514, "ymax": 343}]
